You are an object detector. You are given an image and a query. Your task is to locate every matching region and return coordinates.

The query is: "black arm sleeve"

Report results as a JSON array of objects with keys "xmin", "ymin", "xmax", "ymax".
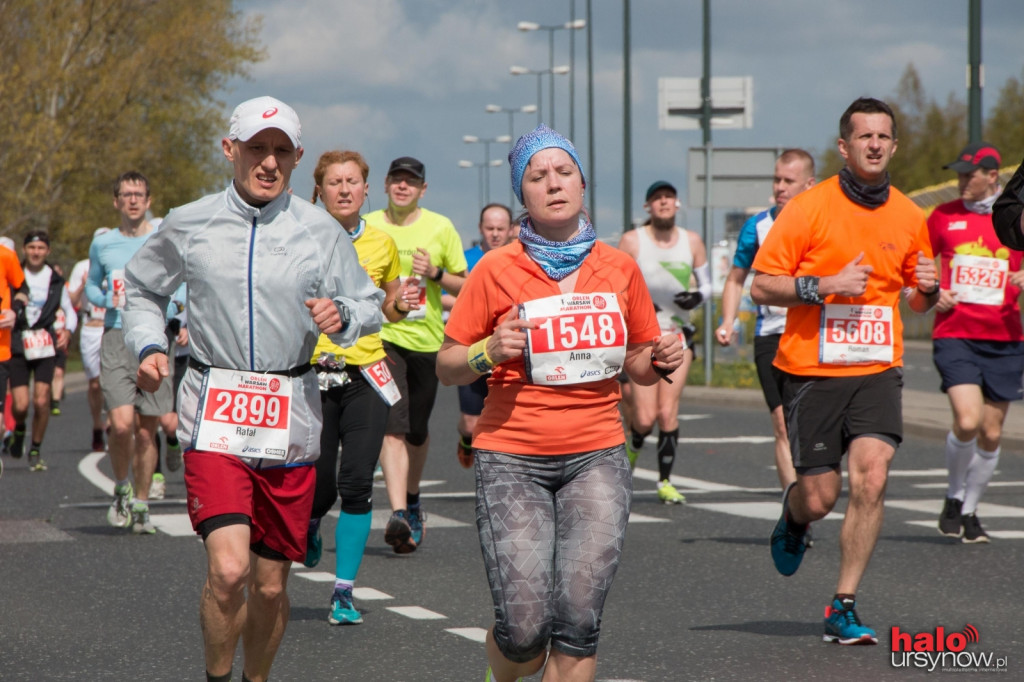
[{"xmin": 994, "ymin": 159, "xmax": 1024, "ymax": 250}]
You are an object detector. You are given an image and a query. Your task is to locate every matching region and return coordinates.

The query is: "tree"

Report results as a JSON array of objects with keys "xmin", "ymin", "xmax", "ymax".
[
  {"xmin": 0, "ymin": 0, "xmax": 264, "ymax": 264},
  {"xmin": 986, "ymin": 67, "xmax": 1024, "ymax": 167}
]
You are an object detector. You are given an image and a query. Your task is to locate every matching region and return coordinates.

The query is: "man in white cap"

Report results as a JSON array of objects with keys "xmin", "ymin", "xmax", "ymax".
[{"xmin": 122, "ymin": 96, "xmax": 383, "ymax": 682}]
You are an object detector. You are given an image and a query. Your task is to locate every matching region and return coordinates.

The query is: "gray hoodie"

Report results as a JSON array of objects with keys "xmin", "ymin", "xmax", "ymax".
[{"xmin": 123, "ymin": 183, "xmax": 384, "ymax": 467}]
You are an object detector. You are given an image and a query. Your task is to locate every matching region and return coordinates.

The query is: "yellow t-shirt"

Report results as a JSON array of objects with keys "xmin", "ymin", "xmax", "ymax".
[
  {"xmin": 365, "ymin": 207, "xmax": 468, "ymax": 352},
  {"xmin": 311, "ymin": 223, "xmax": 400, "ymax": 367}
]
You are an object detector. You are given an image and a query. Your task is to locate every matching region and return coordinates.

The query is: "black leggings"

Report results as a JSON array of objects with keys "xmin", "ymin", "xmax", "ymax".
[{"xmin": 311, "ymin": 371, "xmax": 389, "ymax": 518}]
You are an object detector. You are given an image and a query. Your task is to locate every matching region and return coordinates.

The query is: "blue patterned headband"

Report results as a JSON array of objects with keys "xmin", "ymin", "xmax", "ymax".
[{"xmin": 508, "ymin": 124, "xmax": 586, "ymax": 205}]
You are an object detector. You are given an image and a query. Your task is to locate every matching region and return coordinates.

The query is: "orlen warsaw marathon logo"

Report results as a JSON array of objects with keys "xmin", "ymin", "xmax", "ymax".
[{"xmin": 890, "ymin": 623, "xmax": 1008, "ymax": 673}]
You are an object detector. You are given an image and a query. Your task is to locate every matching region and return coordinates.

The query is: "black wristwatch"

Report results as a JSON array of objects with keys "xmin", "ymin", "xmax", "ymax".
[
  {"xmin": 431, "ymin": 266, "xmax": 445, "ymax": 282},
  {"xmin": 917, "ymin": 282, "xmax": 940, "ymax": 296},
  {"xmin": 339, "ymin": 304, "xmax": 352, "ymax": 332}
]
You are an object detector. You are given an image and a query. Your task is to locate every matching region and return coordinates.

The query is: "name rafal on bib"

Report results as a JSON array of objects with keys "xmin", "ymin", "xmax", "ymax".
[
  {"xmin": 193, "ymin": 368, "xmax": 292, "ymax": 460},
  {"xmin": 520, "ymin": 292, "xmax": 627, "ymax": 385}
]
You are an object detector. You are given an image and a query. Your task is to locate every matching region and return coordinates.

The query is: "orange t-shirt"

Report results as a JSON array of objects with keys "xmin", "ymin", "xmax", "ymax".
[
  {"xmin": 445, "ymin": 240, "xmax": 661, "ymax": 456},
  {"xmin": 752, "ymin": 175, "xmax": 932, "ymax": 377},
  {"xmin": 0, "ymin": 248, "xmax": 25, "ymax": 362}
]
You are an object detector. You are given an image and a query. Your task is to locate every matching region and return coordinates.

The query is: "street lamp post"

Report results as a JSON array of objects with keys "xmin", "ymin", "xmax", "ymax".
[
  {"xmin": 485, "ymin": 104, "xmax": 539, "ymax": 206},
  {"xmin": 458, "ymin": 160, "xmax": 503, "ymax": 209},
  {"xmin": 462, "ymin": 135, "xmax": 512, "ymax": 205},
  {"xmin": 517, "ymin": 19, "xmax": 585, "ymax": 130},
  {"xmin": 510, "ymin": 65, "xmax": 570, "ymax": 127}
]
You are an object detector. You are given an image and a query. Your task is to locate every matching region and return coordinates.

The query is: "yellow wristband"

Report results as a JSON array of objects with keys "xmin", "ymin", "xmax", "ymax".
[{"xmin": 467, "ymin": 336, "xmax": 495, "ymax": 375}]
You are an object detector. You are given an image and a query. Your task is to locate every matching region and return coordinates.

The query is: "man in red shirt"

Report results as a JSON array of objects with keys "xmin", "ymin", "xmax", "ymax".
[{"xmin": 928, "ymin": 142, "xmax": 1024, "ymax": 544}]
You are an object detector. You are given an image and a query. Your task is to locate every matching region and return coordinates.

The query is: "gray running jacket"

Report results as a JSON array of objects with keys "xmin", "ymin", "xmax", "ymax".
[{"xmin": 123, "ymin": 184, "xmax": 384, "ymax": 467}]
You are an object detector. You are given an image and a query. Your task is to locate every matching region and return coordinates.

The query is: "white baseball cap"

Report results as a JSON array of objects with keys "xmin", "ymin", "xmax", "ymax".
[
  {"xmin": 228, "ymin": 96, "xmax": 301, "ymax": 148},
  {"xmin": 0, "ymin": 237, "xmax": 13, "ymax": 252}
]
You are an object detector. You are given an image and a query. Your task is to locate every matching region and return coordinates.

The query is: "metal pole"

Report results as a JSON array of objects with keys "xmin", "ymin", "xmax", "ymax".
[
  {"xmin": 477, "ymin": 165, "xmax": 484, "ymax": 210},
  {"xmin": 623, "ymin": 0, "xmax": 632, "ymax": 233},
  {"xmin": 537, "ymin": 74, "xmax": 543, "ymax": 126},
  {"xmin": 482, "ymin": 141, "xmax": 491, "ymax": 204},
  {"xmin": 508, "ymin": 112, "xmax": 516, "ymax": 208},
  {"xmin": 569, "ymin": 0, "xmax": 576, "ymax": 141},
  {"xmin": 701, "ymin": 0, "xmax": 713, "ymax": 386},
  {"xmin": 549, "ymin": 30, "xmax": 556, "ymax": 129},
  {"xmin": 586, "ymin": 0, "xmax": 595, "ymax": 222},
  {"xmin": 968, "ymin": 0, "xmax": 983, "ymax": 143}
]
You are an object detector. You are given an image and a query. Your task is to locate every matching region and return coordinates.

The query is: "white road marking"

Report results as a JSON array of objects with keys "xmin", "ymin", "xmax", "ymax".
[
  {"xmin": 446, "ymin": 627, "xmax": 487, "ymax": 643},
  {"xmin": 151, "ymin": 513, "xmax": 195, "ymax": 536},
  {"xmin": 387, "ymin": 606, "xmax": 446, "ymax": 620},
  {"xmin": 354, "ymin": 587, "xmax": 394, "ymax": 601},
  {"xmin": 627, "ymin": 512, "xmax": 670, "ymax": 524},
  {"xmin": 914, "ymin": 480, "xmax": 1021, "ymax": 489},
  {"xmin": 887, "ymin": 499, "xmax": 1024, "ymax": 518},
  {"xmin": 294, "ymin": 571, "xmax": 337, "ymax": 583},
  {"xmin": 79, "ymin": 451, "xmax": 115, "ymax": 496}
]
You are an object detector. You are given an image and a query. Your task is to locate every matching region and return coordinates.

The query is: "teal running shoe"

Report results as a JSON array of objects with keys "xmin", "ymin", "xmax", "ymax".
[
  {"xmin": 770, "ymin": 482, "xmax": 808, "ymax": 576},
  {"xmin": 408, "ymin": 507, "xmax": 426, "ymax": 548},
  {"xmin": 823, "ymin": 598, "xmax": 878, "ymax": 645},
  {"xmin": 304, "ymin": 518, "xmax": 322, "ymax": 568},
  {"xmin": 328, "ymin": 586, "xmax": 363, "ymax": 625},
  {"xmin": 384, "ymin": 510, "xmax": 415, "ymax": 554}
]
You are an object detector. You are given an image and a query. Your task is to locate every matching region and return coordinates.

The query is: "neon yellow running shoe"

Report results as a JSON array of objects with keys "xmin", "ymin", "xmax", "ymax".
[
  {"xmin": 625, "ymin": 443, "xmax": 640, "ymax": 470},
  {"xmin": 657, "ymin": 479, "xmax": 685, "ymax": 505}
]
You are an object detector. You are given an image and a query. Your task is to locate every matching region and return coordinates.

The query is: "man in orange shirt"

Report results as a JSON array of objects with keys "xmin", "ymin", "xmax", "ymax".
[
  {"xmin": 751, "ymin": 97, "xmax": 939, "ymax": 645},
  {"xmin": 0, "ymin": 245, "xmax": 27, "ymax": 474}
]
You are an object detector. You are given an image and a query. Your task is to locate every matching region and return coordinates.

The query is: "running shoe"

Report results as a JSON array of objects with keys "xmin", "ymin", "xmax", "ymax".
[
  {"xmin": 328, "ymin": 586, "xmax": 363, "ymax": 625},
  {"xmin": 408, "ymin": 507, "xmax": 426, "ymax": 547},
  {"xmin": 938, "ymin": 497, "xmax": 963, "ymax": 538},
  {"xmin": 150, "ymin": 472, "xmax": 166, "ymax": 501},
  {"xmin": 91, "ymin": 429, "xmax": 105, "ymax": 452},
  {"xmin": 50, "ymin": 399, "xmax": 61, "ymax": 416},
  {"xmin": 384, "ymin": 510, "xmax": 416, "ymax": 554},
  {"xmin": 961, "ymin": 513, "xmax": 990, "ymax": 544},
  {"xmin": 457, "ymin": 436, "xmax": 474, "ymax": 469},
  {"xmin": 131, "ymin": 502, "xmax": 156, "ymax": 535},
  {"xmin": 770, "ymin": 482, "xmax": 808, "ymax": 577},
  {"xmin": 165, "ymin": 441, "xmax": 183, "ymax": 472},
  {"xmin": 304, "ymin": 518, "xmax": 322, "ymax": 568},
  {"xmin": 373, "ymin": 463, "xmax": 384, "ymax": 481},
  {"xmin": 625, "ymin": 442, "xmax": 640, "ymax": 470},
  {"xmin": 823, "ymin": 597, "xmax": 878, "ymax": 645},
  {"xmin": 657, "ymin": 479, "xmax": 686, "ymax": 505},
  {"xmin": 27, "ymin": 448, "xmax": 47, "ymax": 472},
  {"xmin": 6, "ymin": 429, "xmax": 25, "ymax": 459},
  {"xmin": 804, "ymin": 524, "xmax": 815, "ymax": 549},
  {"xmin": 107, "ymin": 483, "xmax": 134, "ymax": 528}
]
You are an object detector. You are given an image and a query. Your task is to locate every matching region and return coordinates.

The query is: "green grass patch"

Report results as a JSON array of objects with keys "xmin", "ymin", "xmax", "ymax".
[{"xmin": 688, "ymin": 360, "xmax": 759, "ymax": 388}]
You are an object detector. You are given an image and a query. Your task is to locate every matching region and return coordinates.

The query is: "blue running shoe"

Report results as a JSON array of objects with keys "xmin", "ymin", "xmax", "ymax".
[
  {"xmin": 304, "ymin": 518, "xmax": 322, "ymax": 568},
  {"xmin": 384, "ymin": 510, "xmax": 415, "ymax": 554},
  {"xmin": 770, "ymin": 482, "xmax": 808, "ymax": 576},
  {"xmin": 328, "ymin": 586, "xmax": 363, "ymax": 625},
  {"xmin": 823, "ymin": 598, "xmax": 878, "ymax": 645},
  {"xmin": 408, "ymin": 507, "xmax": 426, "ymax": 548}
]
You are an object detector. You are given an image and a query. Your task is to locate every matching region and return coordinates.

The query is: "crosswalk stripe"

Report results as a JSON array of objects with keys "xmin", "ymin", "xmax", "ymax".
[
  {"xmin": 387, "ymin": 606, "xmax": 446, "ymax": 620},
  {"xmin": 627, "ymin": 512, "xmax": 670, "ymax": 524},
  {"xmin": 151, "ymin": 513, "xmax": 195, "ymax": 537},
  {"xmin": 445, "ymin": 627, "xmax": 487, "ymax": 643}
]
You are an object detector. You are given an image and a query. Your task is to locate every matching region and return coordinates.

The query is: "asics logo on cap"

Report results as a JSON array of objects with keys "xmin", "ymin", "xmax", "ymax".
[{"xmin": 263, "ymin": 108, "xmax": 278, "ymax": 119}]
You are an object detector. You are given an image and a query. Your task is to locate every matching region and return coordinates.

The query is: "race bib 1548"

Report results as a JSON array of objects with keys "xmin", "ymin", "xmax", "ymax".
[{"xmin": 521, "ymin": 292, "xmax": 627, "ymax": 385}]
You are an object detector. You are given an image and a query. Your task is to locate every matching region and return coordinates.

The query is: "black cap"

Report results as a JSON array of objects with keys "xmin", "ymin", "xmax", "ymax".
[
  {"xmin": 23, "ymin": 230, "xmax": 49, "ymax": 246},
  {"xmin": 645, "ymin": 180, "xmax": 677, "ymax": 202},
  {"xmin": 387, "ymin": 156, "xmax": 425, "ymax": 180},
  {"xmin": 944, "ymin": 142, "xmax": 1001, "ymax": 173}
]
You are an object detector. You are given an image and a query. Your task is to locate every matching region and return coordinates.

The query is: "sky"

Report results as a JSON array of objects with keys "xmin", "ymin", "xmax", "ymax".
[{"xmin": 223, "ymin": 0, "xmax": 1024, "ymax": 245}]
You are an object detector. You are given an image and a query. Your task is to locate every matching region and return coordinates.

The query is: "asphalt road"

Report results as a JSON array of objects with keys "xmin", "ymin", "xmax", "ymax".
[{"xmin": 2, "ymin": 376, "xmax": 1021, "ymax": 681}]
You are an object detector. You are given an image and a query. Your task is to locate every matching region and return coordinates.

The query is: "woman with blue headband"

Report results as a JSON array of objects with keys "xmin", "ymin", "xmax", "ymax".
[{"xmin": 438, "ymin": 125, "xmax": 685, "ymax": 682}]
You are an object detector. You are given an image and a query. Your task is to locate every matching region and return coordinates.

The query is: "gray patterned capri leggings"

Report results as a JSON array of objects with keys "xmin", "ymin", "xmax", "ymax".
[{"xmin": 475, "ymin": 445, "xmax": 632, "ymax": 662}]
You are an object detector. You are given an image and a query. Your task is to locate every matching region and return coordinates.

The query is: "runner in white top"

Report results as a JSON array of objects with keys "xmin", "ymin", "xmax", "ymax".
[
  {"xmin": 617, "ymin": 180, "xmax": 709, "ymax": 504},
  {"xmin": 68, "ymin": 231, "xmax": 110, "ymax": 452}
]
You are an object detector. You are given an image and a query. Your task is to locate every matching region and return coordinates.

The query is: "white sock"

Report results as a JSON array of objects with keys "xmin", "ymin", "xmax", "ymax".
[
  {"xmin": 945, "ymin": 431, "xmax": 975, "ymax": 500},
  {"xmin": 962, "ymin": 446, "xmax": 999, "ymax": 515},
  {"xmin": 334, "ymin": 579, "xmax": 354, "ymax": 592}
]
